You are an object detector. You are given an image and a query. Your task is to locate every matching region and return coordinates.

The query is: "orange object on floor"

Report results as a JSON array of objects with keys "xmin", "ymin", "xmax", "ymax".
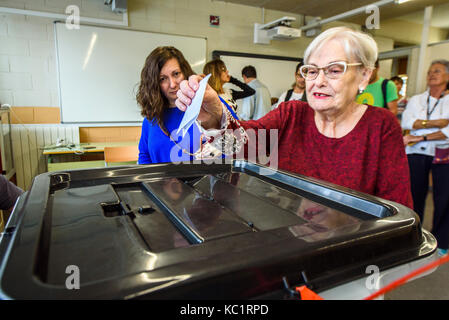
[{"xmin": 295, "ymin": 285, "xmax": 324, "ymax": 300}]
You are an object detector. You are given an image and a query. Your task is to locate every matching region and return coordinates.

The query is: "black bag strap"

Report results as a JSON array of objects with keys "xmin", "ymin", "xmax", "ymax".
[
  {"xmin": 285, "ymin": 89, "xmax": 294, "ymax": 102},
  {"xmin": 381, "ymin": 79, "xmax": 388, "ymax": 108}
]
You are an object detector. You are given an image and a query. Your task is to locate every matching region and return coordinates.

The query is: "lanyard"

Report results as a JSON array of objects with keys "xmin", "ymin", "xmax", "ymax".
[
  {"xmin": 426, "ymin": 92, "xmax": 445, "ymax": 120},
  {"xmin": 218, "ymin": 96, "xmax": 240, "ymax": 120}
]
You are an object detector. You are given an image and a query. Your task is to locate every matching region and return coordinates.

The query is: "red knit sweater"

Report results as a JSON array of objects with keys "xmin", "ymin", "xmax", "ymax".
[{"xmin": 238, "ymin": 101, "xmax": 413, "ymax": 209}]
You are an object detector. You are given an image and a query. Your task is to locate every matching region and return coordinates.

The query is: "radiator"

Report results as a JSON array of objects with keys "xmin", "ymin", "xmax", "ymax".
[{"xmin": 11, "ymin": 124, "xmax": 80, "ymax": 190}]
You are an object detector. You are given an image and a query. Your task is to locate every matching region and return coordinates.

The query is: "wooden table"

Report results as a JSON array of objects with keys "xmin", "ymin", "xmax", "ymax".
[{"xmin": 43, "ymin": 141, "xmax": 138, "ymax": 172}]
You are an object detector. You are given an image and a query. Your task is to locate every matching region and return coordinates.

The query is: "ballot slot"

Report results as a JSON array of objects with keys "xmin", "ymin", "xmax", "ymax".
[
  {"xmin": 105, "ymin": 182, "xmax": 192, "ymax": 252},
  {"xmin": 142, "ymin": 178, "xmax": 253, "ymax": 245},
  {"xmin": 100, "ymin": 182, "xmax": 154, "ymax": 218}
]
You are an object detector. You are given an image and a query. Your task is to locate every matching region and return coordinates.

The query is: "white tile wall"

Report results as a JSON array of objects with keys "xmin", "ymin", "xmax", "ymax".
[
  {"xmin": 0, "ymin": 90, "xmax": 12, "ymax": 104},
  {"xmin": 13, "ymin": 90, "xmax": 52, "ymax": 106},
  {"xmin": 45, "ymin": 0, "xmax": 82, "ymax": 9},
  {"xmin": 0, "ymin": 36, "xmax": 29, "ymax": 55},
  {"xmin": 29, "ymin": 39, "xmax": 53, "ymax": 57},
  {"xmin": 25, "ymin": 0, "xmax": 69, "ymax": 14},
  {"xmin": 128, "ymin": 0, "xmax": 146, "ymax": 19},
  {"xmin": 0, "ymin": 21, "xmax": 6, "ymax": 35},
  {"xmin": 7, "ymin": 20, "xmax": 47, "ymax": 40},
  {"xmin": 31, "ymin": 72, "xmax": 57, "ymax": 91},
  {"xmin": 0, "ymin": 72, "xmax": 32, "ymax": 90},
  {"xmin": 0, "ymin": 0, "xmax": 26, "ymax": 10},
  {"xmin": 9, "ymin": 55, "xmax": 48, "ymax": 73},
  {"xmin": 0, "ymin": 55, "xmax": 8, "ymax": 71}
]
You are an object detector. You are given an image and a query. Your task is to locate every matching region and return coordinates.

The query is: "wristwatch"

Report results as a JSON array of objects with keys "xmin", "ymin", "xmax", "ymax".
[
  {"xmin": 422, "ymin": 135, "xmax": 427, "ymax": 141},
  {"xmin": 422, "ymin": 120, "xmax": 428, "ymax": 128}
]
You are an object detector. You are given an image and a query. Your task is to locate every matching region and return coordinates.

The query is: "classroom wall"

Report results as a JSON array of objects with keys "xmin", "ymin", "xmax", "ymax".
[
  {"xmin": 0, "ymin": 0, "xmax": 122, "ymax": 108},
  {"xmin": 0, "ymin": 0, "xmax": 310, "ymax": 108},
  {"xmin": 128, "ymin": 0, "xmax": 311, "ymax": 59},
  {"xmin": 0, "ymin": 0, "xmax": 403, "ymax": 110},
  {"xmin": 1, "ymin": 0, "xmax": 448, "ymax": 110},
  {"xmin": 417, "ymin": 41, "xmax": 449, "ymax": 93},
  {"xmin": 405, "ymin": 47, "xmax": 420, "ymax": 97},
  {"xmin": 373, "ymin": 18, "xmax": 449, "ymax": 45},
  {"xmin": 372, "ymin": 36, "xmax": 395, "ymax": 79}
]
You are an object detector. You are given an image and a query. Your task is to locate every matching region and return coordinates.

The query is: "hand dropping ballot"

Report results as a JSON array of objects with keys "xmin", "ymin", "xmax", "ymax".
[{"xmin": 177, "ymin": 74, "xmax": 211, "ymax": 137}]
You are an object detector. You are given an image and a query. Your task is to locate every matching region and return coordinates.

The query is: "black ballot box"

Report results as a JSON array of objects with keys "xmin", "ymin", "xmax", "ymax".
[{"xmin": 0, "ymin": 160, "xmax": 437, "ymax": 299}]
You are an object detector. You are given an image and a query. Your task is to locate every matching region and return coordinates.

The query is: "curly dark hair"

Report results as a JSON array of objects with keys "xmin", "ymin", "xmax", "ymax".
[{"xmin": 136, "ymin": 46, "xmax": 194, "ymax": 132}]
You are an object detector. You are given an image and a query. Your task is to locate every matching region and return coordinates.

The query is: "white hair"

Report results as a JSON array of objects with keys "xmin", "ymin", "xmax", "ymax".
[
  {"xmin": 431, "ymin": 59, "xmax": 449, "ymax": 73},
  {"xmin": 303, "ymin": 27, "xmax": 378, "ymax": 69}
]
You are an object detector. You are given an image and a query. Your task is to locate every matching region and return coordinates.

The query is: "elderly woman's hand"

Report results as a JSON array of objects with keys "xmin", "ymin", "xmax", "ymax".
[
  {"xmin": 175, "ymin": 74, "xmax": 223, "ymax": 130},
  {"xmin": 403, "ymin": 134, "xmax": 424, "ymax": 146}
]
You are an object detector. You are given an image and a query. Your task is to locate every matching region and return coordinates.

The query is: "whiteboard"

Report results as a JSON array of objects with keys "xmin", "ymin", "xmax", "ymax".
[
  {"xmin": 214, "ymin": 51, "xmax": 302, "ymax": 104},
  {"xmin": 55, "ymin": 23, "xmax": 206, "ymax": 124}
]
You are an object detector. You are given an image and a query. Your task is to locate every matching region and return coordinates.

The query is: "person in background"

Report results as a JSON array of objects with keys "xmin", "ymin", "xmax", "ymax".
[
  {"xmin": 356, "ymin": 59, "xmax": 398, "ymax": 115},
  {"xmin": 203, "ymin": 59, "xmax": 255, "ymax": 112},
  {"xmin": 238, "ymin": 65, "xmax": 272, "ymax": 120},
  {"xmin": 391, "ymin": 75, "xmax": 408, "ymax": 114},
  {"xmin": 402, "ymin": 59, "xmax": 449, "ymax": 257},
  {"xmin": 176, "ymin": 27, "xmax": 413, "ymax": 210},
  {"xmin": 136, "ymin": 46, "xmax": 200, "ymax": 164},
  {"xmin": 0, "ymin": 175, "xmax": 23, "ymax": 225},
  {"xmin": 272, "ymin": 62, "xmax": 307, "ymax": 109}
]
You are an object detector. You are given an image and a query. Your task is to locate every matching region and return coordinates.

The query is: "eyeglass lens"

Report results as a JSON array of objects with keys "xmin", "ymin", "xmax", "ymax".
[{"xmin": 302, "ymin": 63, "xmax": 346, "ymax": 80}]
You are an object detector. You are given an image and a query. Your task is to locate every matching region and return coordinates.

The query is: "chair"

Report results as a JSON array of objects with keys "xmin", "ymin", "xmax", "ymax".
[{"xmin": 104, "ymin": 145, "xmax": 139, "ymax": 167}]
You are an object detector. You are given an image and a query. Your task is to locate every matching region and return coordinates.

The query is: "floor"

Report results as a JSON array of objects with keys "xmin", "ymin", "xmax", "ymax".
[{"xmin": 384, "ymin": 191, "xmax": 449, "ymax": 300}]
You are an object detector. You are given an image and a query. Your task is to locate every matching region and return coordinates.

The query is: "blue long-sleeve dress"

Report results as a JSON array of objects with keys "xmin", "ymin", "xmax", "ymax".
[{"xmin": 138, "ymin": 107, "xmax": 201, "ymax": 164}]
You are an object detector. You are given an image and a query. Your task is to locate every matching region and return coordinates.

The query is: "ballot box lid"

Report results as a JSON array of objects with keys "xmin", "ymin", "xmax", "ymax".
[{"xmin": 0, "ymin": 161, "xmax": 437, "ymax": 299}]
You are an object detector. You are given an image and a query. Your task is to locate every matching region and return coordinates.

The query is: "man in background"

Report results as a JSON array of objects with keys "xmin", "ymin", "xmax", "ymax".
[
  {"xmin": 357, "ymin": 59, "xmax": 398, "ymax": 115},
  {"xmin": 239, "ymin": 66, "xmax": 272, "ymax": 120}
]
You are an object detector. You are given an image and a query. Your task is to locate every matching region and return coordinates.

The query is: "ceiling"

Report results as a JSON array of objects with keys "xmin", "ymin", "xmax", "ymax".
[
  {"xmin": 216, "ymin": 0, "xmax": 449, "ymax": 28},
  {"xmin": 398, "ymin": 1, "xmax": 449, "ymax": 28}
]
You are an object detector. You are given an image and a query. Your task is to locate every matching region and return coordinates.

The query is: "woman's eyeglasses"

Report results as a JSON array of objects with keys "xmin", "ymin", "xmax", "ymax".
[{"xmin": 299, "ymin": 61, "xmax": 362, "ymax": 80}]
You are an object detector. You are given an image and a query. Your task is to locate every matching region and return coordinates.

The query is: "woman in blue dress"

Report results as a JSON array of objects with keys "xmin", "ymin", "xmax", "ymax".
[{"xmin": 136, "ymin": 46, "xmax": 200, "ymax": 164}]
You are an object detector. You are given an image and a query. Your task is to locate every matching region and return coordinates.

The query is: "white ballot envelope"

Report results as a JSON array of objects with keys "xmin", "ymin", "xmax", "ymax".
[{"xmin": 177, "ymin": 74, "xmax": 212, "ymax": 137}]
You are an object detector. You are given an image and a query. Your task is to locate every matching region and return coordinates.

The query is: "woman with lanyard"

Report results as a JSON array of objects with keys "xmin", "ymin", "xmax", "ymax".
[
  {"xmin": 203, "ymin": 59, "xmax": 255, "ymax": 112},
  {"xmin": 402, "ymin": 59, "xmax": 449, "ymax": 257}
]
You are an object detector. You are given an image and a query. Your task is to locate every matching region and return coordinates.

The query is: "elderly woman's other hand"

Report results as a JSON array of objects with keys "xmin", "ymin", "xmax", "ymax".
[{"xmin": 175, "ymin": 74, "xmax": 223, "ymax": 130}]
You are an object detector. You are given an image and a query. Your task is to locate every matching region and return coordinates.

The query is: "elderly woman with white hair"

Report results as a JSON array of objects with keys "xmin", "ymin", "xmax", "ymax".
[
  {"xmin": 402, "ymin": 59, "xmax": 449, "ymax": 257},
  {"xmin": 175, "ymin": 27, "xmax": 413, "ymax": 209}
]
